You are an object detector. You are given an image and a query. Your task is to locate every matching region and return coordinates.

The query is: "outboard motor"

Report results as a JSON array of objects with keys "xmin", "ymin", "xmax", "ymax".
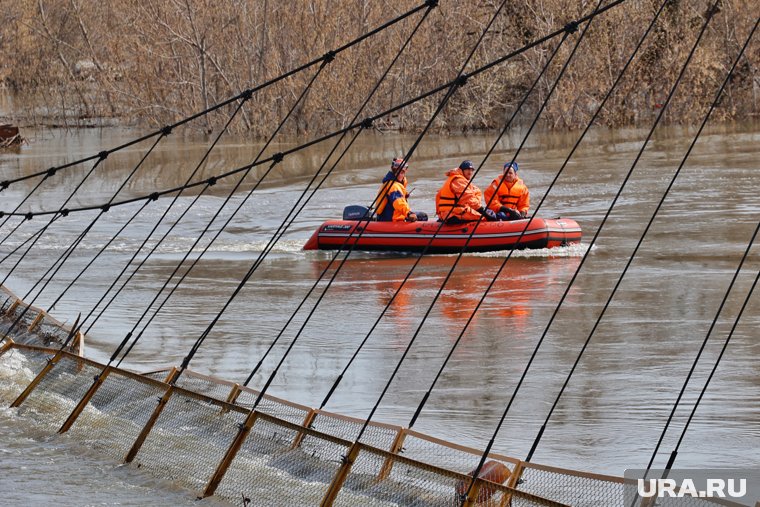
[{"xmin": 343, "ymin": 205, "xmax": 370, "ymax": 220}]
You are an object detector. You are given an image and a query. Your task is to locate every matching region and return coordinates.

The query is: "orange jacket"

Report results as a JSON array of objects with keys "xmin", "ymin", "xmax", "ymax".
[
  {"xmin": 376, "ymin": 171, "xmax": 411, "ymax": 221},
  {"xmin": 435, "ymin": 168, "xmax": 483, "ymax": 221},
  {"xmin": 484, "ymin": 176, "xmax": 529, "ymax": 215}
]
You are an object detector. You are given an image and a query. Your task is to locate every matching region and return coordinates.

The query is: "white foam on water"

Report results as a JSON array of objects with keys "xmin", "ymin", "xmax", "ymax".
[{"xmin": 472, "ymin": 241, "xmax": 591, "ymax": 258}]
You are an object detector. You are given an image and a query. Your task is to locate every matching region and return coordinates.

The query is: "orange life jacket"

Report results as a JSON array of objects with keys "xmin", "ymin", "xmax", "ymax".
[
  {"xmin": 485, "ymin": 177, "xmax": 529, "ymax": 214},
  {"xmin": 376, "ymin": 173, "xmax": 410, "ymax": 221},
  {"xmin": 436, "ymin": 169, "xmax": 482, "ymax": 221}
]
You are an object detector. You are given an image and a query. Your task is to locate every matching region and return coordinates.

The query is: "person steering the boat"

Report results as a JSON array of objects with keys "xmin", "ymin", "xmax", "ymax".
[
  {"xmin": 484, "ymin": 161, "xmax": 530, "ymax": 221},
  {"xmin": 375, "ymin": 157, "xmax": 418, "ymax": 222},
  {"xmin": 435, "ymin": 160, "xmax": 498, "ymax": 223}
]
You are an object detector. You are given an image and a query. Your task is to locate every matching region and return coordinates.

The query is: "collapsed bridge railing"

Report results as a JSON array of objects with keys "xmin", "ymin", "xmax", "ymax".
[{"xmin": 0, "ymin": 284, "xmax": 741, "ymax": 507}]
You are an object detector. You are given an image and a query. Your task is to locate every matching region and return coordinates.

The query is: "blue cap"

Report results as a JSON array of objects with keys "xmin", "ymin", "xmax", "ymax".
[
  {"xmin": 459, "ymin": 160, "xmax": 474, "ymax": 170},
  {"xmin": 503, "ymin": 161, "xmax": 519, "ymax": 172}
]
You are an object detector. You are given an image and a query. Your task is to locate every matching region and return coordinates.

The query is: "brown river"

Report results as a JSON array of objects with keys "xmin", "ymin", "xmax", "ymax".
[{"xmin": 1, "ymin": 122, "xmax": 759, "ymax": 505}]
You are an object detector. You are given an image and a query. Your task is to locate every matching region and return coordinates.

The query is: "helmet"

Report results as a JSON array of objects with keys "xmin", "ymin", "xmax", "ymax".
[
  {"xmin": 459, "ymin": 160, "xmax": 475, "ymax": 170},
  {"xmin": 391, "ymin": 157, "xmax": 409, "ymax": 172},
  {"xmin": 503, "ymin": 161, "xmax": 519, "ymax": 173}
]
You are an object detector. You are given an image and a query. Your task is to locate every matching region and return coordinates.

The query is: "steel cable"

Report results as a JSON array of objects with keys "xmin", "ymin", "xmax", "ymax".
[
  {"xmin": 0, "ymin": 1, "xmax": 431, "ymax": 194},
  {"xmin": 235, "ymin": 0, "xmax": 523, "ymax": 410},
  {"xmin": 114, "ymin": 61, "xmax": 331, "ymax": 368},
  {"xmin": 524, "ymin": 0, "xmax": 737, "ymax": 466},
  {"xmin": 79, "ymin": 96, "xmax": 251, "ymax": 337},
  {"xmin": 353, "ymin": 2, "xmax": 602, "ymax": 452},
  {"xmin": 409, "ymin": 0, "xmax": 672, "ymax": 430},
  {"xmin": 0, "ymin": 0, "xmax": 628, "ymax": 221},
  {"xmin": 457, "ymin": 3, "xmax": 723, "ymax": 502},
  {"xmin": 175, "ymin": 3, "xmax": 439, "ymax": 379},
  {"xmin": 318, "ymin": 23, "xmax": 570, "ymax": 412},
  {"xmin": 0, "ymin": 175, "xmax": 50, "ymax": 247},
  {"xmin": 1, "ymin": 154, "xmax": 108, "ymax": 287},
  {"xmin": 638, "ymin": 14, "xmax": 759, "ymax": 474},
  {"xmin": 4, "ymin": 133, "xmax": 167, "ymax": 334}
]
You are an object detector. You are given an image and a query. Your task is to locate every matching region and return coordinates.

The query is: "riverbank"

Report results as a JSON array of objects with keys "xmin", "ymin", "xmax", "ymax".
[{"xmin": 1, "ymin": 1, "xmax": 758, "ymax": 137}]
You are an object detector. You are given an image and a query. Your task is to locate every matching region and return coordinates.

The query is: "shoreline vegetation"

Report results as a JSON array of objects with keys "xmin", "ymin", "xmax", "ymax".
[{"xmin": 0, "ymin": 0, "xmax": 758, "ymax": 138}]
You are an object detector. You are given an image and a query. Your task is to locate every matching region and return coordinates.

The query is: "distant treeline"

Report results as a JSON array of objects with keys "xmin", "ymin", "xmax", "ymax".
[{"xmin": 1, "ymin": 0, "xmax": 757, "ymax": 136}]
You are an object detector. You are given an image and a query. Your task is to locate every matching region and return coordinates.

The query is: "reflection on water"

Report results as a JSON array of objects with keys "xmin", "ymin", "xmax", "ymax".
[{"xmin": 1, "ymin": 124, "xmax": 760, "ymax": 502}]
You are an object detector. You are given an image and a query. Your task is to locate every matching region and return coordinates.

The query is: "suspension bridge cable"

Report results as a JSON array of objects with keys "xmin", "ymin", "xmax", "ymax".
[
  {"xmin": 11, "ymin": 133, "xmax": 166, "ymax": 318},
  {"xmin": 524, "ymin": 0, "xmax": 736, "ymax": 465},
  {"xmin": 412, "ymin": 5, "xmax": 711, "ymax": 498},
  {"xmin": 47, "ymin": 201, "xmax": 152, "ymax": 314},
  {"xmin": 4, "ymin": 0, "xmax": 623, "ymax": 372},
  {"xmin": 79, "ymin": 96, "xmax": 251, "ymax": 337},
  {"xmin": 248, "ymin": 0, "xmax": 616, "ymax": 426},
  {"xmin": 39, "ymin": 133, "xmax": 170, "ymax": 313},
  {"xmin": 118, "ymin": 5, "xmax": 438, "ymax": 369},
  {"xmin": 190, "ymin": 0, "xmax": 627, "ymax": 415},
  {"xmin": 0, "ymin": 1, "xmax": 431, "ymax": 194},
  {"xmin": 639, "ymin": 16, "xmax": 759, "ymax": 473},
  {"xmin": 237, "ymin": 0, "xmax": 512, "ymax": 412},
  {"xmin": 113, "ymin": 61, "xmax": 332, "ymax": 368},
  {"xmin": 176, "ymin": 6, "xmax": 446, "ymax": 382},
  {"xmin": 180, "ymin": 0, "xmax": 519, "ymax": 396},
  {"xmin": 0, "ymin": 0, "xmax": 628, "ymax": 221},
  {"xmin": 235, "ymin": 77, "xmax": 468, "ymax": 391},
  {"xmin": 0, "ymin": 175, "xmax": 50, "ymax": 246},
  {"xmin": 319, "ymin": 21, "xmax": 570, "ymax": 411},
  {"xmin": 0, "ymin": 154, "xmax": 108, "ymax": 287},
  {"xmin": 408, "ymin": 0, "xmax": 671, "ymax": 430},
  {"xmin": 353, "ymin": 2, "xmax": 603, "ymax": 451},
  {"xmin": 666, "ymin": 250, "xmax": 760, "ymax": 469},
  {"xmin": 0, "ymin": 215, "xmax": 61, "ymax": 265},
  {"xmin": 462, "ymin": 0, "xmax": 720, "ymax": 504},
  {"xmin": 83, "ymin": 99, "xmax": 252, "ymax": 359}
]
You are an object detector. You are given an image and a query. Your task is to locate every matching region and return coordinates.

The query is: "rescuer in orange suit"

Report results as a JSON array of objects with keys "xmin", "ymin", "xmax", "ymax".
[
  {"xmin": 376, "ymin": 157, "xmax": 417, "ymax": 222},
  {"xmin": 484, "ymin": 161, "xmax": 530, "ymax": 221},
  {"xmin": 435, "ymin": 160, "xmax": 497, "ymax": 223}
]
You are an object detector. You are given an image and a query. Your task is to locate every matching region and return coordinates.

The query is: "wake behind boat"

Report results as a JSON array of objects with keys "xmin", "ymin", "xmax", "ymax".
[{"xmin": 303, "ymin": 208, "xmax": 581, "ymax": 254}]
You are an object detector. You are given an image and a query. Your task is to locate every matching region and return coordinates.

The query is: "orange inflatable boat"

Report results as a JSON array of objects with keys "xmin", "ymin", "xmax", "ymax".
[{"xmin": 303, "ymin": 212, "xmax": 581, "ymax": 254}]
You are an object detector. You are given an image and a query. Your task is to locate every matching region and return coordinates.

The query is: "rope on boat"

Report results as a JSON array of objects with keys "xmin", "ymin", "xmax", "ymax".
[{"xmin": 0, "ymin": 1, "xmax": 432, "ymax": 194}]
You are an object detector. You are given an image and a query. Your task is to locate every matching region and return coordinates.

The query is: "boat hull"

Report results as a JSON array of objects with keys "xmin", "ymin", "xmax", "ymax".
[{"xmin": 303, "ymin": 217, "xmax": 581, "ymax": 254}]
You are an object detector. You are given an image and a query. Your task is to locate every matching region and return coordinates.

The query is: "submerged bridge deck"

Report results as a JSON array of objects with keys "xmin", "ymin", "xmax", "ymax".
[
  {"xmin": 1, "ymin": 1, "xmax": 758, "ymax": 505},
  {"xmin": 2, "ymin": 285, "xmax": 747, "ymax": 506}
]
